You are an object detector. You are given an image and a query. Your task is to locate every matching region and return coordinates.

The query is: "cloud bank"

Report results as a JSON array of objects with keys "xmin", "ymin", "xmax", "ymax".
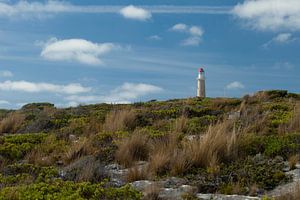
[
  {"xmin": 232, "ymin": 0, "xmax": 300, "ymax": 31},
  {"xmin": 120, "ymin": 5, "xmax": 151, "ymax": 21},
  {"xmin": 0, "ymin": 100, "xmax": 10, "ymax": 105},
  {"xmin": 66, "ymin": 82, "xmax": 163, "ymax": 106},
  {"xmin": 41, "ymin": 38, "xmax": 117, "ymax": 65},
  {"xmin": 0, "ymin": 80, "xmax": 91, "ymax": 94},
  {"xmin": 0, "ymin": 1, "xmax": 230, "ymax": 19}
]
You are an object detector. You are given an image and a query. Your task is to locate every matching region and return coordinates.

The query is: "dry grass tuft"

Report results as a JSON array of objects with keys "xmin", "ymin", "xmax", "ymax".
[
  {"xmin": 64, "ymin": 137, "xmax": 96, "ymax": 164},
  {"xmin": 148, "ymin": 133, "xmax": 181, "ymax": 176},
  {"xmin": 170, "ymin": 148, "xmax": 191, "ymax": 176},
  {"xmin": 126, "ymin": 165, "xmax": 148, "ymax": 183},
  {"xmin": 288, "ymin": 104, "xmax": 300, "ymax": 132},
  {"xmin": 103, "ymin": 109, "xmax": 136, "ymax": 132},
  {"xmin": 148, "ymin": 121, "xmax": 237, "ymax": 176},
  {"xmin": 186, "ymin": 121, "xmax": 237, "ymax": 168},
  {"xmin": 173, "ymin": 115, "xmax": 188, "ymax": 133},
  {"xmin": 288, "ymin": 155, "xmax": 299, "ymax": 170},
  {"xmin": 0, "ymin": 112, "xmax": 25, "ymax": 134},
  {"xmin": 115, "ymin": 131, "xmax": 150, "ymax": 167},
  {"xmin": 143, "ymin": 184, "xmax": 162, "ymax": 200},
  {"xmin": 276, "ymin": 183, "xmax": 300, "ymax": 200}
]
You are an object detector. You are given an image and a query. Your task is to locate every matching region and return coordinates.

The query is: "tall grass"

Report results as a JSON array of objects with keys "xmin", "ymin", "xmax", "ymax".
[
  {"xmin": 64, "ymin": 137, "xmax": 96, "ymax": 164},
  {"xmin": 148, "ymin": 121, "xmax": 238, "ymax": 176},
  {"xmin": 186, "ymin": 121, "xmax": 237, "ymax": 168},
  {"xmin": 126, "ymin": 165, "xmax": 148, "ymax": 182},
  {"xmin": 103, "ymin": 109, "xmax": 136, "ymax": 132},
  {"xmin": 0, "ymin": 112, "xmax": 25, "ymax": 134},
  {"xmin": 173, "ymin": 115, "xmax": 187, "ymax": 133},
  {"xmin": 276, "ymin": 183, "xmax": 300, "ymax": 200},
  {"xmin": 115, "ymin": 131, "xmax": 150, "ymax": 167}
]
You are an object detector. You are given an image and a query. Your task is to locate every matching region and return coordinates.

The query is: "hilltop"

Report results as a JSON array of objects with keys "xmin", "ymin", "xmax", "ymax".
[{"xmin": 1, "ymin": 90, "xmax": 300, "ymax": 200}]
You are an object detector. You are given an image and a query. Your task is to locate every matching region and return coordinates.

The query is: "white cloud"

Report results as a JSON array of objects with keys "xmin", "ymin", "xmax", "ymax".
[
  {"xmin": 171, "ymin": 23, "xmax": 204, "ymax": 46},
  {"xmin": 232, "ymin": 0, "xmax": 300, "ymax": 31},
  {"xmin": 226, "ymin": 81, "xmax": 245, "ymax": 90},
  {"xmin": 120, "ymin": 5, "xmax": 151, "ymax": 21},
  {"xmin": 181, "ymin": 36, "xmax": 201, "ymax": 46},
  {"xmin": 273, "ymin": 62, "xmax": 294, "ymax": 70},
  {"xmin": 0, "ymin": 100, "xmax": 10, "ymax": 105},
  {"xmin": 0, "ymin": 80, "xmax": 91, "ymax": 94},
  {"xmin": 273, "ymin": 33, "xmax": 293, "ymax": 43},
  {"xmin": 41, "ymin": 38, "xmax": 117, "ymax": 65},
  {"xmin": 262, "ymin": 33, "xmax": 295, "ymax": 48},
  {"xmin": 66, "ymin": 82, "xmax": 163, "ymax": 105},
  {"xmin": 189, "ymin": 26, "xmax": 204, "ymax": 36},
  {"xmin": 171, "ymin": 23, "xmax": 188, "ymax": 32},
  {"xmin": 0, "ymin": 70, "xmax": 13, "ymax": 77},
  {"xmin": 148, "ymin": 35, "xmax": 162, "ymax": 41}
]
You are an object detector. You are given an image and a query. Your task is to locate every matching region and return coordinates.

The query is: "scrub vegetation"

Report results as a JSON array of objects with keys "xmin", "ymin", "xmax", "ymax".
[{"xmin": 0, "ymin": 90, "xmax": 300, "ymax": 199}]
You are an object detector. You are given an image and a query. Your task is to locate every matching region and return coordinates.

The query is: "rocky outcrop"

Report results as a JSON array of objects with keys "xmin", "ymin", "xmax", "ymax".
[{"xmin": 267, "ymin": 163, "xmax": 300, "ymax": 198}]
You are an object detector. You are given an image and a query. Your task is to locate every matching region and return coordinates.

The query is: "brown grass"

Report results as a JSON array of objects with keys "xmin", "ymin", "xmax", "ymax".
[
  {"xmin": 276, "ymin": 183, "xmax": 300, "ymax": 200},
  {"xmin": 288, "ymin": 155, "xmax": 299, "ymax": 170},
  {"xmin": 148, "ymin": 133, "xmax": 181, "ymax": 176},
  {"xmin": 287, "ymin": 104, "xmax": 300, "ymax": 133},
  {"xmin": 115, "ymin": 131, "xmax": 150, "ymax": 167},
  {"xmin": 126, "ymin": 165, "xmax": 148, "ymax": 182},
  {"xmin": 170, "ymin": 148, "xmax": 191, "ymax": 176},
  {"xmin": 0, "ymin": 112, "xmax": 25, "ymax": 134},
  {"xmin": 63, "ymin": 137, "xmax": 96, "ymax": 164},
  {"xmin": 143, "ymin": 184, "xmax": 162, "ymax": 200},
  {"xmin": 173, "ymin": 115, "xmax": 188, "ymax": 133},
  {"xmin": 185, "ymin": 121, "xmax": 237, "ymax": 168},
  {"xmin": 148, "ymin": 121, "xmax": 238, "ymax": 176},
  {"xmin": 103, "ymin": 109, "xmax": 136, "ymax": 132}
]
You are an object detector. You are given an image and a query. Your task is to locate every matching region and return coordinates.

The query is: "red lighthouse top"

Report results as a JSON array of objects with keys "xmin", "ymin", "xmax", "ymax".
[{"xmin": 198, "ymin": 68, "xmax": 204, "ymax": 73}]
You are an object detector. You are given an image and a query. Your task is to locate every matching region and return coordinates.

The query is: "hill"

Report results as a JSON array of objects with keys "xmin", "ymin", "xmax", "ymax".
[{"xmin": 0, "ymin": 90, "xmax": 300, "ymax": 200}]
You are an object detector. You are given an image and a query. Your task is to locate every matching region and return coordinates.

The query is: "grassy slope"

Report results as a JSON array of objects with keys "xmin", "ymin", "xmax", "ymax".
[{"xmin": 0, "ymin": 90, "xmax": 300, "ymax": 199}]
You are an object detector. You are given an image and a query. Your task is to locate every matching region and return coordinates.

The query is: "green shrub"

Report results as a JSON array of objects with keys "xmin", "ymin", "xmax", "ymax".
[
  {"xmin": 0, "ymin": 163, "xmax": 59, "ymax": 188},
  {"xmin": 186, "ymin": 115, "xmax": 217, "ymax": 134},
  {"xmin": 238, "ymin": 133, "xmax": 300, "ymax": 159},
  {"xmin": 0, "ymin": 180, "xmax": 142, "ymax": 200},
  {"xmin": 0, "ymin": 133, "xmax": 47, "ymax": 160},
  {"xmin": 266, "ymin": 90, "xmax": 288, "ymax": 99}
]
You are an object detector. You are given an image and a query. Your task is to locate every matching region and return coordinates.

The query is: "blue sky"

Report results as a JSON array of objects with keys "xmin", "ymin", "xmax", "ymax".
[{"xmin": 0, "ymin": 0, "xmax": 300, "ymax": 109}]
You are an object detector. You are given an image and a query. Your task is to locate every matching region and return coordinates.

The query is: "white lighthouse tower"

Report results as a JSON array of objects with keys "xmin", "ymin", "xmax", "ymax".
[{"xmin": 197, "ymin": 68, "xmax": 206, "ymax": 97}]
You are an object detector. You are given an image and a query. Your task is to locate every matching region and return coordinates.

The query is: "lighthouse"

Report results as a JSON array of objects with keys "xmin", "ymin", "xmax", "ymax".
[{"xmin": 197, "ymin": 68, "xmax": 206, "ymax": 97}]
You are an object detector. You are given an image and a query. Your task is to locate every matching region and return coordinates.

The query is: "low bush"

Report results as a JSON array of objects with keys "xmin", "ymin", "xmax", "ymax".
[
  {"xmin": 0, "ymin": 180, "xmax": 142, "ymax": 200},
  {"xmin": 185, "ymin": 115, "xmax": 217, "ymax": 134},
  {"xmin": 26, "ymin": 134, "xmax": 67, "ymax": 166},
  {"xmin": 238, "ymin": 133, "xmax": 300, "ymax": 159},
  {"xmin": 0, "ymin": 133, "xmax": 47, "ymax": 160},
  {"xmin": 186, "ymin": 155, "xmax": 289, "ymax": 194}
]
